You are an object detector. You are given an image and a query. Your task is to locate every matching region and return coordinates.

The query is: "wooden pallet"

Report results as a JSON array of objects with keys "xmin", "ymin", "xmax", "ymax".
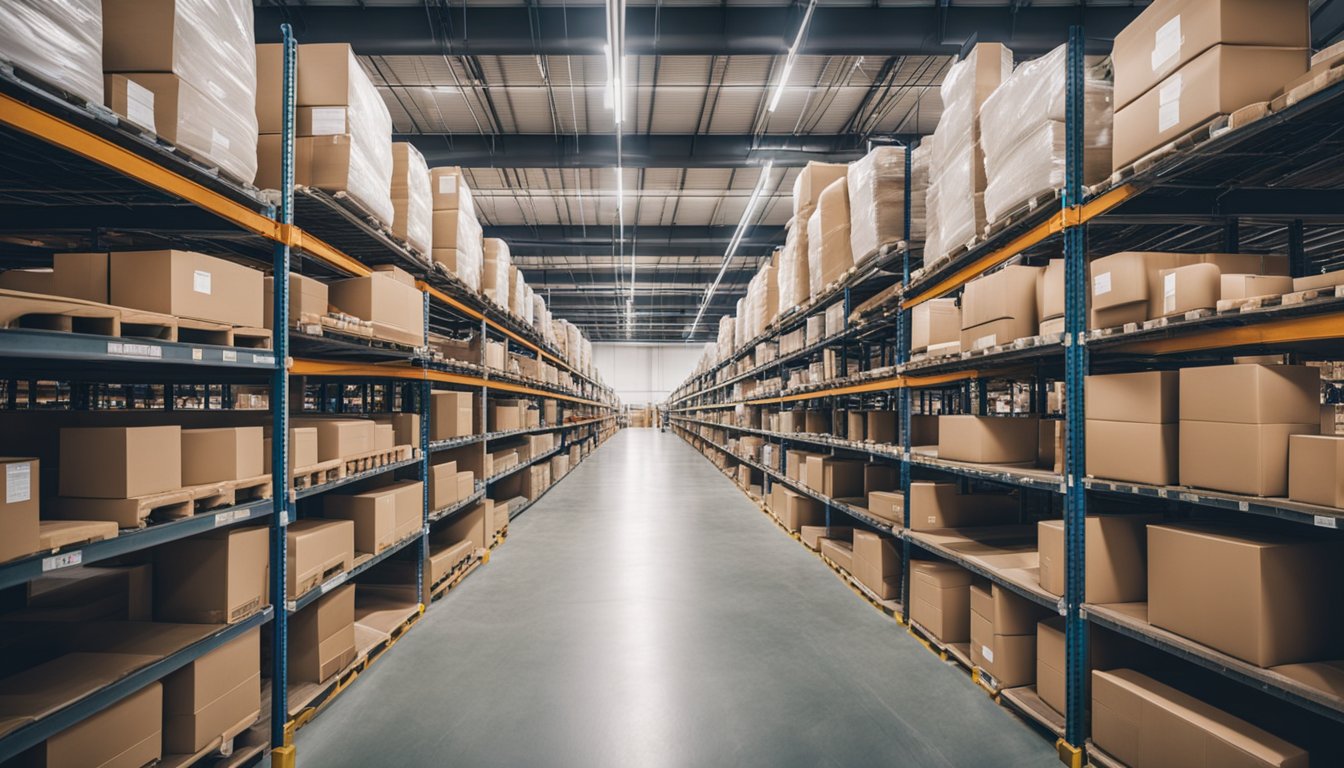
[
  {"xmin": 158, "ymin": 709, "xmax": 260, "ymax": 768},
  {"xmin": 1282, "ymin": 284, "xmax": 1344, "ymax": 306},
  {"xmin": 292, "ymin": 458, "xmax": 343, "ymax": 490},
  {"xmin": 1215, "ymin": 293, "xmax": 1286, "ymax": 313},
  {"xmin": 983, "ymin": 189, "xmax": 1062, "ymax": 238},
  {"xmin": 819, "ymin": 551, "xmax": 904, "ymax": 621},
  {"xmin": 177, "ymin": 317, "xmax": 272, "ymax": 349},
  {"xmin": 430, "ymin": 550, "xmax": 487, "ymax": 600},
  {"xmin": 46, "ymin": 481, "xmax": 242, "ymax": 528},
  {"xmin": 0, "ymin": 289, "xmax": 172, "ymax": 339},
  {"xmin": 1108, "ymin": 115, "xmax": 1225, "ymax": 186},
  {"xmin": 339, "ymin": 445, "xmax": 414, "ymax": 477},
  {"xmin": 37, "ymin": 519, "xmax": 118, "ymax": 550}
]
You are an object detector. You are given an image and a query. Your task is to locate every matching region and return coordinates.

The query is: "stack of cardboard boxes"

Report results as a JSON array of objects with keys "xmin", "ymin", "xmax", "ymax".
[
  {"xmin": 430, "ymin": 166, "xmax": 483, "ymax": 292},
  {"xmin": 847, "ymin": 146, "xmax": 907, "ymax": 264},
  {"xmin": 0, "ymin": 0, "xmax": 104, "ymax": 106},
  {"xmin": 805, "ymin": 172, "xmax": 853, "ymax": 297},
  {"xmin": 390, "ymin": 142, "xmax": 433, "ymax": 258},
  {"xmin": 328, "ymin": 266, "xmax": 425, "ymax": 346}
]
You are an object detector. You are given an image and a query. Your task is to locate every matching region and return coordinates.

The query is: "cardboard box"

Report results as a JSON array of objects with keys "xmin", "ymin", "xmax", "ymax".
[
  {"xmin": 155, "ymin": 525, "xmax": 269, "ymax": 624},
  {"xmin": 819, "ymin": 538, "xmax": 854, "ymax": 571},
  {"xmin": 1112, "ymin": 45, "xmax": 1307, "ymax": 171},
  {"xmin": 0, "ymin": 252, "xmax": 110, "ymax": 303},
  {"xmin": 911, "ymin": 298, "xmax": 961, "ymax": 353},
  {"xmin": 1086, "ymin": 420, "xmax": 1179, "ymax": 485},
  {"xmin": 1179, "ymin": 364, "xmax": 1320, "ymax": 424},
  {"xmin": 1221, "ymin": 274, "xmax": 1292, "ymax": 301},
  {"xmin": 375, "ymin": 413, "xmax": 420, "ymax": 450},
  {"xmin": 109, "ymin": 250, "xmax": 264, "ymax": 328},
  {"xmin": 1085, "ymin": 371, "xmax": 1179, "ymax": 424},
  {"xmin": 804, "ymin": 456, "xmax": 864, "ymax": 498},
  {"xmin": 0, "ymin": 457, "xmax": 39, "ymax": 563},
  {"xmin": 1155, "ymin": 263, "xmax": 1220, "ymax": 317},
  {"xmin": 303, "ymin": 419, "xmax": 375, "ymax": 462},
  {"xmin": 1092, "ymin": 668, "xmax": 1308, "ymax": 768},
  {"xmin": 29, "ymin": 681, "xmax": 162, "ymax": 768},
  {"xmin": 972, "ymin": 580, "xmax": 1049, "ymax": 636},
  {"xmin": 431, "ymin": 391, "xmax": 475, "ymax": 439},
  {"xmin": 426, "ymin": 539, "xmax": 474, "ymax": 586},
  {"xmin": 1288, "ymin": 434, "xmax": 1344, "ymax": 507},
  {"xmin": 490, "ymin": 403, "xmax": 522, "ymax": 432},
  {"xmin": 323, "ymin": 487, "xmax": 402, "ymax": 555},
  {"xmin": 1147, "ymin": 523, "xmax": 1344, "ymax": 666},
  {"xmin": 862, "ymin": 411, "xmax": 897, "ymax": 445},
  {"xmin": 456, "ymin": 471, "xmax": 474, "ymax": 501},
  {"xmin": 1090, "ymin": 251, "xmax": 1290, "ymax": 328},
  {"xmin": 1038, "ymin": 515, "xmax": 1151, "ymax": 603},
  {"xmin": 373, "ymin": 424, "xmax": 395, "ymax": 452},
  {"xmin": 937, "ymin": 415, "xmax": 1039, "ymax": 464},
  {"xmin": 429, "ymin": 166, "xmax": 468, "ymax": 211},
  {"xmin": 59, "ymin": 426, "xmax": 181, "ymax": 499},
  {"xmin": 867, "ymin": 491, "xmax": 903, "ymax": 526},
  {"xmin": 182, "ymin": 427, "xmax": 263, "ymax": 485},
  {"xmin": 289, "ymin": 583, "xmax": 356, "ymax": 684},
  {"xmin": 264, "ymin": 272, "xmax": 329, "ymax": 330},
  {"xmin": 286, "ymin": 519, "xmax": 355, "ymax": 596},
  {"xmin": 328, "ymin": 274, "xmax": 425, "ymax": 344},
  {"xmin": 1180, "ymin": 420, "xmax": 1317, "ymax": 496},
  {"xmin": 910, "ymin": 415, "xmax": 939, "ymax": 446},
  {"xmin": 800, "ymin": 526, "xmax": 853, "ymax": 551},
  {"xmin": 863, "ymin": 463, "xmax": 898, "ymax": 495},
  {"xmin": 773, "ymin": 487, "xmax": 824, "ymax": 533},
  {"xmin": 851, "ymin": 531, "xmax": 900, "ymax": 600},
  {"xmin": 1292, "ymin": 269, "xmax": 1344, "ymax": 292},
  {"xmin": 969, "ymin": 583, "xmax": 1038, "ymax": 687},
  {"xmin": 908, "ymin": 482, "xmax": 1018, "ymax": 531},
  {"xmin": 437, "ymin": 500, "xmax": 487, "ymax": 550},
  {"xmin": 1036, "ymin": 259, "xmax": 1064, "ymax": 322},
  {"xmin": 1037, "ymin": 616, "xmax": 1130, "ymax": 716},
  {"xmin": 845, "ymin": 411, "xmax": 865, "ymax": 441},
  {"xmin": 429, "ymin": 460, "xmax": 459, "ymax": 510},
  {"xmin": 1111, "ymin": 0, "xmax": 1310, "ymax": 110},
  {"xmin": 266, "ymin": 427, "xmax": 319, "ymax": 472},
  {"xmin": 910, "ymin": 561, "xmax": 973, "ymax": 643},
  {"xmin": 960, "ymin": 265, "xmax": 1042, "ymax": 350},
  {"xmin": 162, "ymin": 628, "xmax": 260, "ymax": 754}
]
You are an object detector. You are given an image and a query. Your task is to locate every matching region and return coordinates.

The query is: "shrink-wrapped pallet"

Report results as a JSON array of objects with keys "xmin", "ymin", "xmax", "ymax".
[
  {"xmin": 909, "ymin": 143, "xmax": 930, "ymax": 244},
  {"xmin": 391, "ymin": 143, "xmax": 432, "ymax": 257},
  {"xmin": 848, "ymin": 146, "xmax": 907, "ymax": 264},
  {"xmin": 806, "ymin": 179, "xmax": 852, "ymax": 297},
  {"xmin": 0, "ymin": 0, "xmax": 103, "ymax": 105},
  {"xmin": 482, "ymin": 238, "xmax": 512, "ymax": 309}
]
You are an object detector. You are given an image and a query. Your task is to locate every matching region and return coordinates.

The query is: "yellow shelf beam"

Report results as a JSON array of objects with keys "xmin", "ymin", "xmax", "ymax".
[
  {"xmin": 290, "ymin": 358, "xmax": 604, "ymax": 406},
  {"xmin": 1110, "ymin": 312, "xmax": 1344, "ymax": 355}
]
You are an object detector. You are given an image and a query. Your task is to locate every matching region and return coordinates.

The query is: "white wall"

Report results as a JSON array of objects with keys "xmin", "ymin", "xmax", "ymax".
[{"xmin": 592, "ymin": 343, "xmax": 703, "ymax": 407}]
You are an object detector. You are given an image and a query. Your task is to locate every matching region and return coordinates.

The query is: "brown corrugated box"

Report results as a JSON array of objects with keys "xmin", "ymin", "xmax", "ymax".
[
  {"xmin": 1147, "ymin": 523, "xmax": 1344, "ymax": 666},
  {"xmin": 1155, "ymin": 263, "xmax": 1220, "ymax": 317},
  {"xmin": 1092, "ymin": 668, "xmax": 1308, "ymax": 768},
  {"xmin": 264, "ymin": 272, "xmax": 329, "ymax": 330},
  {"xmin": 162, "ymin": 628, "xmax": 260, "ymax": 754},
  {"xmin": 431, "ymin": 391, "xmax": 475, "ymax": 439},
  {"xmin": 937, "ymin": 415, "xmax": 1039, "ymax": 464},
  {"xmin": 1036, "ymin": 259, "xmax": 1065, "ymax": 324},
  {"xmin": 263, "ymin": 427, "xmax": 319, "ymax": 473},
  {"xmin": 808, "ymin": 179, "xmax": 854, "ymax": 291},
  {"xmin": 182, "ymin": 427, "xmax": 263, "ymax": 485},
  {"xmin": 1089, "ymin": 251, "xmax": 1289, "ymax": 328},
  {"xmin": 969, "ymin": 582, "xmax": 1040, "ymax": 687},
  {"xmin": 1222, "ymin": 274, "xmax": 1292, "ymax": 301},
  {"xmin": 804, "ymin": 456, "xmax": 864, "ymax": 498},
  {"xmin": 1181, "ymin": 421, "xmax": 1317, "ymax": 496},
  {"xmin": 800, "ymin": 526, "xmax": 852, "ymax": 551},
  {"xmin": 429, "ymin": 460, "xmax": 459, "ymax": 510},
  {"xmin": 155, "ymin": 526, "xmax": 268, "ymax": 624},
  {"xmin": 59, "ymin": 426, "xmax": 181, "ymax": 499},
  {"xmin": 323, "ymin": 487, "xmax": 402, "ymax": 555},
  {"xmin": 867, "ymin": 491, "xmax": 902, "ymax": 526},
  {"xmin": 910, "ymin": 560, "xmax": 973, "ymax": 642},
  {"xmin": 911, "ymin": 298, "xmax": 961, "ymax": 353},
  {"xmin": 375, "ymin": 422, "xmax": 395, "ymax": 452},
  {"xmin": 373, "ymin": 413, "xmax": 419, "ymax": 449},
  {"xmin": 299, "ymin": 418, "xmax": 375, "ymax": 462},
  {"xmin": 110, "ymin": 250, "xmax": 264, "ymax": 328},
  {"xmin": 819, "ymin": 538, "xmax": 854, "ymax": 571},
  {"xmin": 456, "ymin": 471, "xmax": 474, "ymax": 501},
  {"xmin": 328, "ymin": 273, "xmax": 425, "ymax": 345},
  {"xmin": 773, "ymin": 486, "xmax": 824, "ymax": 533},
  {"xmin": 866, "ymin": 411, "xmax": 897, "ymax": 444},
  {"xmin": 438, "ymin": 500, "xmax": 487, "ymax": 550},
  {"xmin": 1085, "ymin": 369, "xmax": 1180, "ymax": 485},
  {"xmin": 851, "ymin": 531, "xmax": 900, "ymax": 600},
  {"xmin": 0, "ymin": 253, "xmax": 109, "ymax": 303},
  {"xmin": 1288, "ymin": 434, "xmax": 1344, "ymax": 507},
  {"xmin": 863, "ymin": 463, "xmax": 898, "ymax": 495},
  {"xmin": 289, "ymin": 583, "xmax": 356, "ymax": 684},
  {"xmin": 908, "ymin": 482, "xmax": 1018, "ymax": 531},
  {"xmin": 286, "ymin": 518, "xmax": 355, "ymax": 596},
  {"xmin": 0, "ymin": 457, "xmax": 39, "ymax": 563},
  {"xmin": 427, "ymin": 538, "xmax": 475, "ymax": 585},
  {"xmin": 1086, "ymin": 371, "xmax": 1179, "ymax": 423},
  {"xmin": 1111, "ymin": 0, "xmax": 1309, "ymax": 110},
  {"xmin": 22, "ymin": 680, "xmax": 163, "ymax": 768},
  {"xmin": 960, "ymin": 266, "xmax": 1042, "ymax": 350},
  {"xmin": 1112, "ymin": 45, "xmax": 1307, "ymax": 171},
  {"xmin": 1037, "ymin": 616, "xmax": 1130, "ymax": 716},
  {"xmin": 1038, "ymin": 515, "xmax": 1152, "ymax": 603}
]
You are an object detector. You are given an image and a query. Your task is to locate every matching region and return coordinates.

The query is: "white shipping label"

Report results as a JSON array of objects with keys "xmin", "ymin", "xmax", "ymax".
[
  {"xmin": 1163, "ymin": 272, "xmax": 1177, "ymax": 314},
  {"xmin": 6, "ymin": 462, "xmax": 31, "ymax": 504},
  {"xmin": 1151, "ymin": 15, "xmax": 1182, "ymax": 73},
  {"xmin": 193, "ymin": 269, "xmax": 212, "ymax": 294},
  {"xmin": 211, "ymin": 128, "xmax": 230, "ymax": 153},
  {"xmin": 975, "ymin": 334, "xmax": 997, "ymax": 350},
  {"xmin": 310, "ymin": 107, "xmax": 347, "ymax": 136},
  {"xmin": 125, "ymin": 79, "xmax": 156, "ymax": 132},
  {"xmin": 981, "ymin": 645, "xmax": 994, "ymax": 663},
  {"xmin": 1093, "ymin": 272, "xmax": 1112, "ymax": 296},
  {"xmin": 1158, "ymin": 74, "xmax": 1182, "ymax": 133},
  {"xmin": 438, "ymin": 175, "xmax": 458, "ymax": 194}
]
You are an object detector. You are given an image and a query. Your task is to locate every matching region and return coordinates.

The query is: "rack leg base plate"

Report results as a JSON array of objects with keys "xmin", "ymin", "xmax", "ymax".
[
  {"xmin": 1055, "ymin": 739, "xmax": 1083, "ymax": 768},
  {"xmin": 271, "ymin": 745, "xmax": 297, "ymax": 768}
]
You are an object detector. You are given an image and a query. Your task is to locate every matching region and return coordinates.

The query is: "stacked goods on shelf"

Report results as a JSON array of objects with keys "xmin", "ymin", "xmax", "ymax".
[
  {"xmin": 0, "ymin": 457, "xmax": 38, "ymax": 562},
  {"xmin": 265, "ymin": 272, "xmax": 329, "ymax": 333},
  {"xmin": 806, "ymin": 174, "xmax": 852, "ymax": 297},
  {"xmin": 430, "ymin": 166, "xmax": 483, "ymax": 291},
  {"xmin": 1085, "ymin": 371, "xmax": 1179, "ymax": 485},
  {"xmin": 847, "ymin": 146, "xmax": 907, "ymax": 264},
  {"xmin": 482, "ymin": 239, "xmax": 512, "ymax": 310},
  {"xmin": 958, "ymin": 264, "xmax": 1041, "ymax": 351},
  {"xmin": 910, "ymin": 560, "xmax": 973, "ymax": 643},
  {"xmin": 910, "ymin": 298, "xmax": 960, "ymax": 356},
  {"xmin": 1110, "ymin": 0, "xmax": 1309, "ymax": 171},
  {"xmin": 908, "ymin": 143, "xmax": 929, "ymax": 245},
  {"xmin": 978, "ymin": 43, "xmax": 1113, "ymax": 224},
  {"xmin": 777, "ymin": 215, "xmax": 809, "ymax": 309},
  {"xmin": 791, "ymin": 162, "xmax": 847, "ymax": 302},
  {"xmin": 390, "ymin": 142, "xmax": 432, "ymax": 257},
  {"xmin": 0, "ymin": 0, "xmax": 103, "ymax": 105},
  {"xmin": 1088, "ymin": 251, "xmax": 1289, "ymax": 328},
  {"xmin": 744, "ymin": 257, "xmax": 779, "ymax": 339},
  {"xmin": 1038, "ymin": 514, "xmax": 1150, "ymax": 603},
  {"xmin": 970, "ymin": 582, "xmax": 1050, "ymax": 687},
  {"xmin": 257, "ymin": 43, "xmax": 394, "ymax": 226},
  {"xmin": 322, "ymin": 481, "xmax": 423, "ymax": 557},
  {"xmin": 924, "ymin": 43, "xmax": 1013, "ymax": 262},
  {"xmin": 1035, "ymin": 259, "xmax": 1065, "ymax": 335},
  {"xmin": 102, "ymin": 0, "xmax": 259, "ymax": 185},
  {"xmin": 509, "ymin": 264, "xmax": 526, "ymax": 319},
  {"xmin": 327, "ymin": 265, "xmax": 425, "ymax": 346}
]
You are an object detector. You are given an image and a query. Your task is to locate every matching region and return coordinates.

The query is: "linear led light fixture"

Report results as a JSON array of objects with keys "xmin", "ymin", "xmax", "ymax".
[
  {"xmin": 605, "ymin": 0, "xmax": 626, "ymax": 124},
  {"xmin": 687, "ymin": 161, "xmax": 774, "ymax": 337},
  {"xmin": 767, "ymin": 0, "xmax": 819, "ymax": 113}
]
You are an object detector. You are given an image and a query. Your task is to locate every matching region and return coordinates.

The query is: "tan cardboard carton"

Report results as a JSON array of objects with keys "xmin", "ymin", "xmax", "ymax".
[
  {"xmin": 373, "ymin": 424, "xmax": 395, "ymax": 452},
  {"xmin": 286, "ymin": 519, "xmax": 355, "ymax": 596},
  {"xmin": 969, "ymin": 582, "xmax": 1039, "ymax": 687},
  {"xmin": 426, "ymin": 539, "xmax": 474, "ymax": 586},
  {"xmin": 59, "ymin": 426, "xmax": 181, "ymax": 499},
  {"xmin": 374, "ymin": 413, "xmax": 420, "ymax": 450},
  {"xmin": 1147, "ymin": 523, "xmax": 1344, "ymax": 666},
  {"xmin": 866, "ymin": 411, "xmax": 897, "ymax": 444},
  {"xmin": 263, "ymin": 272, "xmax": 329, "ymax": 330},
  {"xmin": 845, "ymin": 411, "xmax": 865, "ymax": 441},
  {"xmin": 960, "ymin": 266, "xmax": 1042, "ymax": 350},
  {"xmin": 1038, "ymin": 515, "xmax": 1152, "ymax": 603},
  {"xmin": 162, "ymin": 628, "xmax": 260, "ymax": 754},
  {"xmin": 937, "ymin": 415, "xmax": 1039, "ymax": 464},
  {"xmin": 1037, "ymin": 616, "xmax": 1129, "ymax": 716},
  {"xmin": 863, "ymin": 463, "xmax": 898, "ymax": 495},
  {"xmin": 28, "ymin": 680, "xmax": 162, "ymax": 768},
  {"xmin": 0, "ymin": 457, "xmax": 39, "ymax": 563},
  {"xmin": 1179, "ymin": 363, "xmax": 1320, "ymax": 424},
  {"xmin": 910, "ymin": 560, "xmax": 973, "ymax": 643},
  {"xmin": 1086, "ymin": 420, "xmax": 1179, "ymax": 485},
  {"xmin": 438, "ymin": 500, "xmax": 488, "ymax": 550},
  {"xmin": 328, "ymin": 274, "xmax": 425, "ymax": 344},
  {"xmin": 456, "ymin": 471, "xmax": 474, "ymax": 501},
  {"xmin": 910, "ymin": 298, "xmax": 962, "ymax": 354},
  {"xmin": 110, "ymin": 250, "xmax": 264, "ymax": 327},
  {"xmin": 431, "ymin": 391, "xmax": 475, "ymax": 439},
  {"xmin": 264, "ymin": 427, "xmax": 319, "ymax": 473},
  {"xmin": 323, "ymin": 488, "xmax": 401, "ymax": 555},
  {"xmin": 1036, "ymin": 259, "xmax": 1065, "ymax": 322},
  {"xmin": 155, "ymin": 525, "xmax": 268, "ymax": 624},
  {"xmin": 911, "ymin": 414, "xmax": 940, "ymax": 446},
  {"xmin": 301, "ymin": 419, "xmax": 376, "ymax": 462},
  {"xmin": 0, "ymin": 252, "xmax": 110, "ymax": 303},
  {"xmin": 867, "ymin": 491, "xmax": 903, "ymax": 526},
  {"xmin": 774, "ymin": 487, "xmax": 824, "ymax": 533},
  {"xmin": 800, "ymin": 525, "xmax": 853, "ymax": 551},
  {"xmin": 1179, "ymin": 421, "xmax": 1317, "ymax": 496},
  {"xmin": 429, "ymin": 460, "xmax": 459, "ymax": 511},
  {"xmin": 1085, "ymin": 370, "xmax": 1178, "ymax": 423},
  {"xmin": 182, "ymin": 427, "xmax": 263, "ymax": 485},
  {"xmin": 1221, "ymin": 274, "xmax": 1292, "ymax": 301},
  {"xmin": 819, "ymin": 538, "xmax": 854, "ymax": 571},
  {"xmin": 1292, "ymin": 269, "xmax": 1344, "ymax": 292},
  {"xmin": 804, "ymin": 456, "xmax": 864, "ymax": 498},
  {"xmin": 1288, "ymin": 434, "xmax": 1344, "ymax": 507},
  {"xmin": 289, "ymin": 583, "xmax": 356, "ymax": 684},
  {"xmin": 428, "ymin": 166, "xmax": 468, "ymax": 211},
  {"xmin": 1092, "ymin": 668, "xmax": 1308, "ymax": 768},
  {"xmin": 851, "ymin": 531, "xmax": 900, "ymax": 601},
  {"xmin": 1155, "ymin": 263, "xmax": 1220, "ymax": 317},
  {"xmin": 1089, "ymin": 251, "xmax": 1289, "ymax": 328}
]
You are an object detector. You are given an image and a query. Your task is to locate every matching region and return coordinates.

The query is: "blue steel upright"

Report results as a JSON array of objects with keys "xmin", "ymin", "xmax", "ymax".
[
  {"xmin": 898, "ymin": 142, "xmax": 914, "ymax": 624},
  {"xmin": 1061, "ymin": 25, "xmax": 1090, "ymax": 766},
  {"xmin": 418, "ymin": 290, "xmax": 431, "ymax": 605},
  {"xmin": 269, "ymin": 22, "xmax": 298, "ymax": 767}
]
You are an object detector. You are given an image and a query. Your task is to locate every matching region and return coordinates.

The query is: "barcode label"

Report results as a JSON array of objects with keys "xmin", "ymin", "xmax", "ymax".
[
  {"xmin": 108, "ymin": 342, "xmax": 162, "ymax": 358},
  {"xmin": 43, "ymin": 551, "xmax": 82, "ymax": 571}
]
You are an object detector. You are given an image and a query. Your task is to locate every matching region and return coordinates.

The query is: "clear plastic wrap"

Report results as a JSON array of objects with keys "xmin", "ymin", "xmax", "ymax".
[
  {"xmin": 982, "ymin": 120, "xmax": 1114, "ymax": 224},
  {"xmin": 337, "ymin": 45, "xmax": 394, "ymax": 226},
  {"xmin": 777, "ymin": 216, "xmax": 810, "ymax": 308},
  {"xmin": 531, "ymin": 294, "xmax": 546, "ymax": 331},
  {"xmin": 567, "ymin": 324, "xmax": 582, "ymax": 368},
  {"xmin": 523, "ymin": 284, "xmax": 535, "ymax": 326},
  {"xmin": 432, "ymin": 212, "xmax": 482, "ymax": 292},
  {"xmin": 0, "ymin": 0, "xmax": 103, "ymax": 105},
  {"xmin": 734, "ymin": 298, "xmax": 745, "ymax": 349},
  {"xmin": 807, "ymin": 179, "xmax": 852, "ymax": 296},
  {"xmin": 718, "ymin": 315, "xmax": 735, "ymax": 360},
  {"xmin": 934, "ymin": 147, "xmax": 984, "ymax": 254},
  {"xmin": 392, "ymin": 142, "xmax": 433, "ymax": 257},
  {"xmin": 909, "ymin": 144, "xmax": 930, "ymax": 243},
  {"xmin": 482, "ymin": 238, "xmax": 512, "ymax": 308},
  {"xmin": 109, "ymin": 73, "xmax": 257, "ymax": 184},
  {"xmin": 847, "ymin": 146, "xmax": 906, "ymax": 263},
  {"xmin": 758, "ymin": 263, "xmax": 779, "ymax": 329},
  {"xmin": 511, "ymin": 267, "xmax": 526, "ymax": 318}
]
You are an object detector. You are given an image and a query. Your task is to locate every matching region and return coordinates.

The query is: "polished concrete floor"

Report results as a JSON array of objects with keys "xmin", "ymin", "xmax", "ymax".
[{"xmin": 296, "ymin": 428, "xmax": 1056, "ymax": 767}]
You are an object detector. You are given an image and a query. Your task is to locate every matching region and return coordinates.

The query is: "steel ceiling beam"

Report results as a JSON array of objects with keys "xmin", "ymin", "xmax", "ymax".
[
  {"xmin": 484, "ymin": 224, "xmax": 780, "ymax": 250},
  {"xmin": 256, "ymin": 5, "xmax": 1142, "ymax": 56}
]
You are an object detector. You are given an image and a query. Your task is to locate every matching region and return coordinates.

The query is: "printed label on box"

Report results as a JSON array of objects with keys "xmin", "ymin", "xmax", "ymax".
[
  {"xmin": 1093, "ymin": 272, "xmax": 1111, "ymax": 296},
  {"xmin": 310, "ymin": 107, "xmax": 347, "ymax": 136},
  {"xmin": 1163, "ymin": 272, "xmax": 1177, "ymax": 313},
  {"xmin": 193, "ymin": 269, "xmax": 212, "ymax": 294},
  {"xmin": 438, "ymin": 176, "xmax": 458, "ymax": 194},
  {"xmin": 981, "ymin": 644, "xmax": 994, "ymax": 663},
  {"xmin": 1158, "ymin": 74, "xmax": 1182, "ymax": 132},
  {"xmin": 125, "ymin": 79, "xmax": 156, "ymax": 132},
  {"xmin": 1151, "ymin": 16, "xmax": 1181, "ymax": 73},
  {"xmin": 6, "ymin": 462, "xmax": 31, "ymax": 504}
]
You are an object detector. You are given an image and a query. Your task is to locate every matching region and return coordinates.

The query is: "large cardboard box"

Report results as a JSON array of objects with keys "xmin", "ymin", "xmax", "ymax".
[
  {"xmin": 162, "ymin": 628, "xmax": 260, "ymax": 754},
  {"xmin": 59, "ymin": 426, "xmax": 181, "ymax": 499},
  {"xmin": 286, "ymin": 519, "xmax": 355, "ymax": 596},
  {"xmin": 908, "ymin": 483, "xmax": 1018, "ymax": 531},
  {"xmin": 773, "ymin": 486, "xmax": 824, "ymax": 533},
  {"xmin": 1180, "ymin": 421, "xmax": 1316, "ymax": 496},
  {"xmin": 1085, "ymin": 370, "xmax": 1178, "ymax": 423},
  {"xmin": 867, "ymin": 491, "xmax": 903, "ymax": 526},
  {"xmin": 819, "ymin": 538, "xmax": 854, "ymax": 571},
  {"xmin": 429, "ymin": 460, "xmax": 459, "ymax": 511},
  {"xmin": 431, "ymin": 391, "xmax": 475, "ymax": 440},
  {"xmin": 328, "ymin": 274, "xmax": 425, "ymax": 344},
  {"xmin": 155, "ymin": 525, "xmax": 268, "ymax": 624},
  {"xmin": 323, "ymin": 488, "xmax": 402, "ymax": 555},
  {"xmin": 910, "ymin": 561, "xmax": 973, "ymax": 643},
  {"xmin": 806, "ymin": 178, "xmax": 854, "ymax": 294},
  {"xmin": 28, "ymin": 681, "xmax": 163, "ymax": 768},
  {"xmin": 110, "ymin": 251, "xmax": 264, "ymax": 328},
  {"xmin": 1086, "ymin": 420, "xmax": 1179, "ymax": 485},
  {"xmin": 426, "ymin": 539, "xmax": 474, "ymax": 586},
  {"xmin": 800, "ymin": 526, "xmax": 853, "ymax": 551},
  {"xmin": 1147, "ymin": 523, "xmax": 1344, "ymax": 666},
  {"xmin": 851, "ymin": 531, "xmax": 900, "ymax": 600},
  {"xmin": 960, "ymin": 265, "xmax": 1041, "ymax": 350},
  {"xmin": 264, "ymin": 272, "xmax": 329, "ymax": 330},
  {"xmin": 1092, "ymin": 668, "xmax": 1308, "ymax": 768},
  {"xmin": 969, "ymin": 582, "xmax": 1041, "ymax": 687},
  {"xmin": 866, "ymin": 411, "xmax": 897, "ymax": 444},
  {"xmin": 1112, "ymin": 45, "xmax": 1307, "ymax": 171},
  {"xmin": 1288, "ymin": 434, "xmax": 1344, "ymax": 507},
  {"xmin": 0, "ymin": 457, "xmax": 39, "ymax": 563},
  {"xmin": 1222, "ymin": 274, "xmax": 1292, "ymax": 301},
  {"xmin": 1155, "ymin": 263, "xmax": 1220, "ymax": 318},
  {"xmin": 937, "ymin": 415, "xmax": 1039, "ymax": 464},
  {"xmin": 265, "ymin": 427, "xmax": 319, "ymax": 473},
  {"xmin": 1111, "ymin": 0, "xmax": 1310, "ymax": 110},
  {"xmin": 1038, "ymin": 515, "xmax": 1152, "ymax": 603},
  {"xmin": 182, "ymin": 427, "xmax": 263, "ymax": 485},
  {"xmin": 1180, "ymin": 364, "xmax": 1319, "ymax": 424},
  {"xmin": 301, "ymin": 419, "xmax": 375, "ymax": 462},
  {"xmin": 804, "ymin": 456, "xmax": 864, "ymax": 498},
  {"xmin": 437, "ymin": 500, "xmax": 488, "ymax": 550},
  {"xmin": 0, "ymin": 252, "xmax": 109, "ymax": 304},
  {"xmin": 1036, "ymin": 259, "xmax": 1065, "ymax": 324},
  {"xmin": 1037, "ymin": 616, "xmax": 1130, "ymax": 716},
  {"xmin": 289, "ymin": 583, "xmax": 356, "ymax": 684},
  {"xmin": 1090, "ymin": 251, "xmax": 1289, "ymax": 328}
]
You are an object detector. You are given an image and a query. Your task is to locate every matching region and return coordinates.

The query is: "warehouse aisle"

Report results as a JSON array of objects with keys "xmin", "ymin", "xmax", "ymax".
[{"xmin": 296, "ymin": 429, "xmax": 1055, "ymax": 767}]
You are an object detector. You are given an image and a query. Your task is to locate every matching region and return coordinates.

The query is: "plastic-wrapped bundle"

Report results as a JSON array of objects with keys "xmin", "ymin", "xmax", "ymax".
[
  {"xmin": 0, "ymin": 0, "xmax": 103, "ymax": 105},
  {"xmin": 980, "ymin": 45, "xmax": 1114, "ymax": 224},
  {"xmin": 734, "ymin": 298, "xmax": 746, "ymax": 349},
  {"xmin": 777, "ymin": 217, "xmax": 810, "ymax": 308},
  {"xmin": 567, "ymin": 324, "xmax": 582, "ymax": 367},
  {"xmin": 431, "ymin": 212, "xmax": 482, "ymax": 292},
  {"xmin": 757, "ymin": 262, "xmax": 779, "ymax": 329},
  {"xmin": 806, "ymin": 179, "xmax": 852, "ymax": 297},
  {"xmin": 482, "ymin": 238, "xmax": 512, "ymax": 308},
  {"xmin": 847, "ymin": 147, "xmax": 906, "ymax": 264},
  {"xmin": 718, "ymin": 315, "xmax": 735, "ymax": 360},
  {"xmin": 523, "ymin": 283, "xmax": 535, "ymax": 326},
  {"xmin": 909, "ymin": 143, "xmax": 930, "ymax": 244},
  {"xmin": 510, "ymin": 266, "xmax": 526, "ymax": 318},
  {"xmin": 391, "ymin": 143, "xmax": 433, "ymax": 257},
  {"xmin": 311, "ymin": 44, "xmax": 394, "ymax": 226},
  {"xmin": 531, "ymin": 293, "xmax": 546, "ymax": 332}
]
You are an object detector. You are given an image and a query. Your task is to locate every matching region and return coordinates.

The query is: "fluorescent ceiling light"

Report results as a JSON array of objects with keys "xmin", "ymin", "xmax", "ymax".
[{"xmin": 767, "ymin": 0, "xmax": 818, "ymax": 113}]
